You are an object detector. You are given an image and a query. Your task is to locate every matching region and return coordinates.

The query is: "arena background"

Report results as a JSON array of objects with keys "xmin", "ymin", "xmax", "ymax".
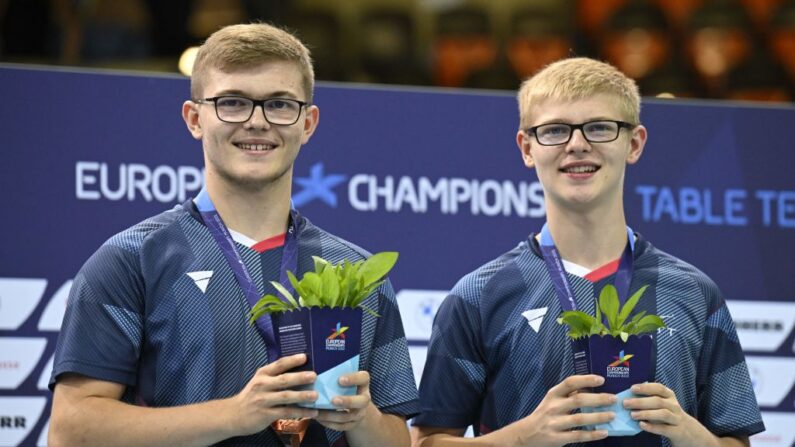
[{"xmin": 0, "ymin": 65, "xmax": 793, "ymax": 446}]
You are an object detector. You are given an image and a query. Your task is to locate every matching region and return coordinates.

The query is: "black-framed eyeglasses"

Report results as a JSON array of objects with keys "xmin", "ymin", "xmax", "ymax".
[
  {"xmin": 526, "ymin": 120, "xmax": 636, "ymax": 146},
  {"xmin": 195, "ymin": 96, "xmax": 309, "ymax": 125}
]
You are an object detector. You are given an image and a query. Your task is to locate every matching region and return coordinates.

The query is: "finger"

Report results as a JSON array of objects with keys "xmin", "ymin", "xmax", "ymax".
[
  {"xmin": 260, "ymin": 354, "xmax": 309, "ymax": 376},
  {"xmin": 258, "ymin": 371, "xmax": 317, "ymax": 392},
  {"xmin": 623, "ymin": 396, "xmax": 674, "ymax": 412},
  {"xmin": 560, "ymin": 392, "xmax": 616, "ymax": 413},
  {"xmin": 555, "ymin": 411, "xmax": 615, "ymax": 431},
  {"xmin": 631, "ymin": 409, "xmax": 677, "ymax": 425},
  {"xmin": 332, "ymin": 394, "xmax": 370, "ymax": 410},
  {"xmin": 339, "ymin": 371, "xmax": 370, "ymax": 387},
  {"xmin": 631, "ymin": 382, "xmax": 673, "ymax": 398},
  {"xmin": 262, "ymin": 389, "xmax": 319, "ymax": 407},
  {"xmin": 558, "ymin": 429, "xmax": 610, "ymax": 444},
  {"xmin": 315, "ymin": 408, "xmax": 361, "ymax": 424},
  {"xmin": 550, "ymin": 375, "xmax": 605, "ymax": 397},
  {"xmin": 638, "ymin": 420, "xmax": 675, "ymax": 437}
]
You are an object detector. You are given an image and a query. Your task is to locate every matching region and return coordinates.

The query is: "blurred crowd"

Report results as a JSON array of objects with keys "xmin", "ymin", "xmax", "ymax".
[{"xmin": 2, "ymin": 0, "xmax": 795, "ymax": 102}]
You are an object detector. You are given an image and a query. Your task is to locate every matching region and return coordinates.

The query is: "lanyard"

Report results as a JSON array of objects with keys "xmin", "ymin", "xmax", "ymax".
[
  {"xmin": 536, "ymin": 224, "xmax": 635, "ymax": 375},
  {"xmin": 538, "ymin": 224, "xmax": 635, "ymax": 311},
  {"xmin": 195, "ymin": 188, "xmax": 299, "ymax": 362}
]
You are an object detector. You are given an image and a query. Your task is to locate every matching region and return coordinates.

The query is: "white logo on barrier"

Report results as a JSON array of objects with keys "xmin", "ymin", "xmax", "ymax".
[
  {"xmin": 522, "ymin": 307, "xmax": 548, "ymax": 333},
  {"xmin": 38, "ymin": 280, "xmax": 72, "ymax": 331},
  {"xmin": 348, "ymin": 175, "xmax": 546, "ymax": 218},
  {"xmin": 751, "ymin": 412, "xmax": 795, "ymax": 447},
  {"xmin": 396, "ymin": 290, "xmax": 447, "ymax": 341},
  {"xmin": 75, "ymin": 161, "xmax": 205, "ymax": 203},
  {"xmin": 745, "ymin": 356, "xmax": 795, "ymax": 407},
  {"xmin": 187, "ymin": 271, "xmax": 214, "ymax": 293},
  {"xmin": 0, "ymin": 278, "xmax": 47, "ymax": 330},
  {"xmin": 0, "ymin": 397, "xmax": 46, "ymax": 446},
  {"xmin": 726, "ymin": 301, "xmax": 795, "ymax": 352},
  {"xmin": 0, "ymin": 338, "xmax": 47, "ymax": 390}
]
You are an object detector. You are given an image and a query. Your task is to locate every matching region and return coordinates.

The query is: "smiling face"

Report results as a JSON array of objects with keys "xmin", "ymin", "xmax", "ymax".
[
  {"xmin": 182, "ymin": 60, "xmax": 319, "ymax": 194},
  {"xmin": 516, "ymin": 94, "xmax": 646, "ymax": 215}
]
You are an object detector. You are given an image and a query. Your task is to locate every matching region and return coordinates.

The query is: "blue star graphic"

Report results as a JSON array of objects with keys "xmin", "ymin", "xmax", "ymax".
[{"xmin": 292, "ymin": 162, "xmax": 347, "ymax": 208}]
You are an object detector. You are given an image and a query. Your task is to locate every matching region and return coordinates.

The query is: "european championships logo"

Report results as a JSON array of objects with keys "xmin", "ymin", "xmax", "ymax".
[
  {"xmin": 325, "ymin": 322, "xmax": 349, "ymax": 351},
  {"xmin": 606, "ymin": 350, "xmax": 633, "ymax": 379}
]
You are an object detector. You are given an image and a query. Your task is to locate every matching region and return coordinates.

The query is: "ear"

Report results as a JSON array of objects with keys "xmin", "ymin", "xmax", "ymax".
[
  {"xmin": 182, "ymin": 100, "xmax": 203, "ymax": 140},
  {"xmin": 300, "ymin": 105, "xmax": 320, "ymax": 144},
  {"xmin": 516, "ymin": 129, "xmax": 535, "ymax": 168},
  {"xmin": 626, "ymin": 124, "xmax": 647, "ymax": 165}
]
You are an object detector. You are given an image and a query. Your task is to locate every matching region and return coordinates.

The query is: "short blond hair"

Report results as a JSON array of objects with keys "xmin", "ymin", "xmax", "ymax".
[
  {"xmin": 191, "ymin": 23, "xmax": 315, "ymax": 103},
  {"xmin": 517, "ymin": 57, "xmax": 640, "ymax": 129}
]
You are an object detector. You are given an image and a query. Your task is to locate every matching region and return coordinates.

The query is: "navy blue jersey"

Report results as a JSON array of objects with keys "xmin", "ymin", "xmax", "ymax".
[
  {"xmin": 51, "ymin": 201, "xmax": 419, "ymax": 446},
  {"xmin": 413, "ymin": 233, "xmax": 764, "ymax": 446}
]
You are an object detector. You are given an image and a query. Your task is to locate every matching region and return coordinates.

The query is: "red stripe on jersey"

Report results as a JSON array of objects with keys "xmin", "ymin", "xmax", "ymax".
[
  {"xmin": 251, "ymin": 233, "xmax": 286, "ymax": 253},
  {"xmin": 584, "ymin": 258, "xmax": 620, "ymax": 283}
]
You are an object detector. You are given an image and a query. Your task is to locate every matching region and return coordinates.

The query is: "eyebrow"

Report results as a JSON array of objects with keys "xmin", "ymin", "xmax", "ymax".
[
  {"xmin": 210, "ymin": 89, "xmax": 300, "ymax": 99},
  {"xmin": 534, "ymin": 117, "xmax": 618, "ymax": 126}
]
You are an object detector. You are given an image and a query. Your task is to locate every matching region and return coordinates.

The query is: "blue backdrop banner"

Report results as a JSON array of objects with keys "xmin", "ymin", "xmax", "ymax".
[{"xmin": 0, "ymin": 65, "xmax": 793, "ymax": 446}]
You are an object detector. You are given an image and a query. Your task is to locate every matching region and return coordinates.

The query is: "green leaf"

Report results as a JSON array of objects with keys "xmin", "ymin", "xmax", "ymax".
[
  {"xmin": 619, "ymin": 331, "xmax": 629, "ymax": 342},
  {"xmin": 350, "ymin": 280, "xmax": 384, "ymax": 308},
  {"xmin": 360, "ymin": 304, "xmax": 381, "ymax": 318},
  {"xmin": 598, "ymin": 285, "xmax": 620, "ymax": 330},
  {"xmin": 358, "ymin": 252, "xmax": 398, "ymax": 288},
  {"xmin": 320, "ymin": 266, "xmax": 340, "ymax": 307},
  {"xmin": 634, "ymin": 315, "xmax": 666, "ymax": 335},
  {"xmin": 616, "ymin": 285, "xmax": 648, "ymax": 329},
  {"xmin": 249, "ymin": 295, "xmax": 291, "ymax": 322},
  {"xmin": 557, "ymin": 310, "xmax": 599, "ymax": 338},
  {"xmin": 312, "ymin": 255, "xmax": 329, "ymax": 273},
  {"xmin": 270, "ymin": 281, "xmax": 299, "ymax": 310}
]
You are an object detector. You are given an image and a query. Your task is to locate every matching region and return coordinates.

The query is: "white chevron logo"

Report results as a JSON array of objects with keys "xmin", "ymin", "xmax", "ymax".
[
  {"xmin": 186, "ymin": 271, "xmax": 213, "ymax": 293},
  {"xmin": 522, "ymin": 307, "xmax": 548, "ymax": 333}
]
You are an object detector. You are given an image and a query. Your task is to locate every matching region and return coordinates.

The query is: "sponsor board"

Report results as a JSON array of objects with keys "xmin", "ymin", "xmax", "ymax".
[
  {"xmin": 0, "ymin": 279, "xmax": 47, "ymax": 330},
  {"xmin": 396, "ymin": 290, "xmax": 447, "ymax": 341},
  {"xmin": 0, "ymin": 397, "xmax": 47, "ymax": 447},
  {"xmin": 727, "ymin": 301, "xmax": 795, "ymax": 353},
  {"xmin": 746, "ymin": 356, "xmax": 795, "ymax": 408},
  {"xmin": 0, "ymin": 338, "xmax": 47, "ymax": 390}
]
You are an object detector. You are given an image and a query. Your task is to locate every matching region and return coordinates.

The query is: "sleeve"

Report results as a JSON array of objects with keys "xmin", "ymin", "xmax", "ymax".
[
  {"xmin": 361, "ymin": 279, "xmax": 421, "ymax": 418},
  {"xmin": 412, "ymin": 283, "xmax": 486, "ymax": 429},
  {"xmin": 49, "ymin": 243, "xmax": 145, "ymax": 389},
  {"xmin": 696, "ymin": 288, "xmax": 765, "ymax": 438}
]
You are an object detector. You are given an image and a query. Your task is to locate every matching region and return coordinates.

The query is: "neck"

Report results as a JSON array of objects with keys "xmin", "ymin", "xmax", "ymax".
[
  {"xmin": 205, "ymin": 175, "xmax": 292, "ymax": 242},
  {"xmin": 544, "ymin": 201, "xmax": 629, "ymax": 270}
]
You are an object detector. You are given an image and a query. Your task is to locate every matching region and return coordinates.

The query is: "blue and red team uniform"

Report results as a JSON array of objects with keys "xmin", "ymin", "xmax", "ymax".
[
  {"xmin": 414, "ymin": 232, "xmax": 764, "ymax": 447},
  {"xmin": 51, "ymin": 200, "xmax": 420, "ymax": 446}
]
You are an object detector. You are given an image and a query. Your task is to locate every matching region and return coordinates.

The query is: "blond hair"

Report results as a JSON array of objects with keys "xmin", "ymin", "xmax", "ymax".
[
  {"xmin": 517, "ymin": 57, "xmax": 640, "ymax": 129},
  {"xmin": 191, "ymin": 23, "xmax": 315, "ymax": 102}
]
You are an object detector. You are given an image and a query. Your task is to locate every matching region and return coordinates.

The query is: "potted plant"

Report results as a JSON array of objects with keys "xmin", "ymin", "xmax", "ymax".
[
  {"xmin": 557, "ymin": 284, "xmax": 666, "ymax": 436},
  {"xmin": 249, "ymin": 251, "xmax": 398, "ymax": 409}
]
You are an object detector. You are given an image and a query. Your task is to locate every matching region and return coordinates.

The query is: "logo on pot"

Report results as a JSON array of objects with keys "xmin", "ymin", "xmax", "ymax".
[
  {"xmin": 326, "ymin": 322, "xmax": 349, "ymax": 351},
  {"xmin": 606, "ymin": 350, "xmax": 633, "ymax": 379}
]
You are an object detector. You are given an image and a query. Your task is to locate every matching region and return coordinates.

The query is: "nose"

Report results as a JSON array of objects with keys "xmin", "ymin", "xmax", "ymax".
[
  {"xmin": 565, "ymin": 128, "xmax": 591, "ymax": 153},
  {"xmin": 245, "ymin": 104, "xmax": 272, "ymax": 130}
]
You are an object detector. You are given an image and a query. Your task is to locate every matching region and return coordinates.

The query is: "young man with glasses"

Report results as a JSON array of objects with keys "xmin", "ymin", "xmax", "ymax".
[
  {"xmin": 49, "ymin": 23, "xmax": 418, "ymax": 446},
  {"xmin": 412, "ymin": 58, "xmax": 763, "ymax": 447}
]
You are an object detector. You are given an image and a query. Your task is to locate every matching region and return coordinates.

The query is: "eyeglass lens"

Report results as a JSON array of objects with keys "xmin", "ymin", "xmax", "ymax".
[
  {"xmin": 536, "ymin": 121, "xmax": 621, "ymax": 145},
  {"xmin": 215, "ymin": 97, "xmax": 302, "ymax": 124}
]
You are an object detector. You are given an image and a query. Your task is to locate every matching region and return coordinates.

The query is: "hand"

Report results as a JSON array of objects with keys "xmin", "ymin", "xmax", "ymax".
[
  {"xmin": 315, "ymin": 371, "xmax": 372, "ymax": 432},
  {"xmin": 510, "ymin": 375, "xmax": 616, "ymax": 447},
  {"xmin": 230, "ymin": 354, "xmax": 319, "ymax": 436},
  {"xmin": 624, "ymin": 382, "xmax": 708, "ymax": 447}
]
